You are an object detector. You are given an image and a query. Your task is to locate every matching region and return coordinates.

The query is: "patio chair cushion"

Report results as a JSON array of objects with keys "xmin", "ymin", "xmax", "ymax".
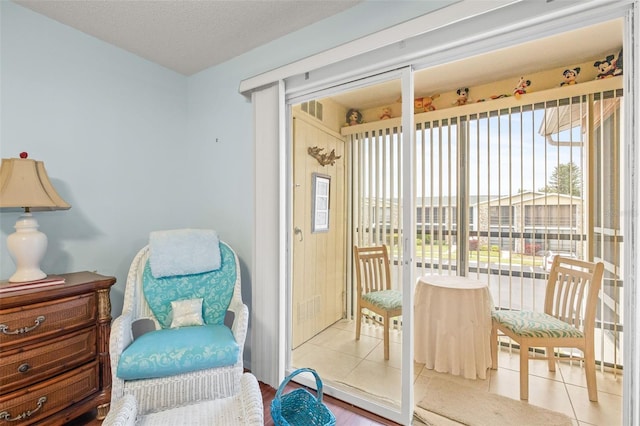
[
  {"xmin": 492, "ymin": 310, "xmax": 584, "ymax": 338},
  {"xmin": 143, "ymin": 243, "xmax": 237, "ymax": 328},
  {"xmin": 362, "ymin": 289, "xmax": 402, "ymax": 311},
  {"xmin": 116, "ymin": 324, "xmax": 239, "ymax": 380}
]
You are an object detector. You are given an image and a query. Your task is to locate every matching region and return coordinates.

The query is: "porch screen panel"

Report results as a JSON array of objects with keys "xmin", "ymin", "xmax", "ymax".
[{"xmin": 593, "ymin": 90, "xmax": 624, "ymax": 372}]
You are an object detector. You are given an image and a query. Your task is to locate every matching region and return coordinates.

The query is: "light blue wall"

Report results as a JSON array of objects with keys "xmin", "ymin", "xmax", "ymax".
[{"xmin": 1, "ymin": 1, "xmax": 189, "ymax": 312}]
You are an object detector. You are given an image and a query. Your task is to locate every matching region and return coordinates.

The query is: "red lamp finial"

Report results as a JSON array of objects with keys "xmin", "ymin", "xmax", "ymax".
[{"xmin": 19, "ymin": 152, "xmax": 28, "ymax": 159}]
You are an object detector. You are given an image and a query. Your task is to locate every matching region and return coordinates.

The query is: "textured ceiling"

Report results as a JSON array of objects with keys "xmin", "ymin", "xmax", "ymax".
[{"xmin": 14, "ymin": 0, "xmax": 361, "ymax": 75}]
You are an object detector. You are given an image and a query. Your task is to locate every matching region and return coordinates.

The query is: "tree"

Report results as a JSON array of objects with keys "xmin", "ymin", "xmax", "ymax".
[{"xmin": 539, "ymin": 162, "xmax": 582, "ymax": 196}]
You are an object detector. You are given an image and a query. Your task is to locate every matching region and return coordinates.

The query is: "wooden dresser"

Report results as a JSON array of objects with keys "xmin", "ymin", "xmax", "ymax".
[{"xmin": 0, "ymin": 272, "xmax": 116, "ymax": 425}]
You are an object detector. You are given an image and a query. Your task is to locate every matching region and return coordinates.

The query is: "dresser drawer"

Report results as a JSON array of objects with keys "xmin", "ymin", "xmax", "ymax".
[
  {"xmin": 0, "ymin": 361, "xmax": 98, "ymax": 425},
  {"xmin": 0, "ymin": 327, "xmax": 96, "ymax": 394},
  {"xmin": 0, "ymin": 294, "xmax": 96, "ymax": 350}
]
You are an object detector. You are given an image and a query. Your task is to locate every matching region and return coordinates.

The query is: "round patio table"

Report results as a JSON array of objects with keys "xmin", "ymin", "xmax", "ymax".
[{"xmin": 414, "ymin": 274, "xmax": 493, "ymax": 379}]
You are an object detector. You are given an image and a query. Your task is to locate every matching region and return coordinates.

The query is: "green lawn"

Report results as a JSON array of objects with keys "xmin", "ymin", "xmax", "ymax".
[{"xmin": 405, "ymin": 243, "xmax": 544, "ymax": 267}]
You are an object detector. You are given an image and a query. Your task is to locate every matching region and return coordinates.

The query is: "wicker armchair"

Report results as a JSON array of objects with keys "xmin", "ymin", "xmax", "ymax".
[{"xmin": 109, "ymin": 236, "xmax": 248, "ymax": 415}]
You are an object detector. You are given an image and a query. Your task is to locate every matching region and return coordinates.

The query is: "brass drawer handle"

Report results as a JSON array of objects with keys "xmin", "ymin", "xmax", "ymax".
[
  {"xmin": 0, "ymin": 396, "xmax": 47, "ymax": 421},
  {"xmin": 0, "ymin": 316, "xmax": 45, "ymax": 335},
  {"xmin": 17, "ymin": 363, "xmax": 30, "ymax": 373}
]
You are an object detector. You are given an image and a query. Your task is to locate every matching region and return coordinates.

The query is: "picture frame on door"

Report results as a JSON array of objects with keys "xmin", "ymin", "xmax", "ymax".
[{"xmin": 312, "ymin": 173, "xmax": 330, "ymax": 233}]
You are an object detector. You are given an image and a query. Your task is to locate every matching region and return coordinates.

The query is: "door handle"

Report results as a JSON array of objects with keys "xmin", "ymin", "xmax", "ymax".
[{"xmin": 294, "ymin": 227, "xmax": 303, "ymax": 242}]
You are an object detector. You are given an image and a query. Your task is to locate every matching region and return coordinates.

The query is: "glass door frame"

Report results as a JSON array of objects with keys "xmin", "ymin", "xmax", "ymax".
[{"xmin": 284, "ymin": 67, "xmax": 415, "ymax": 424}]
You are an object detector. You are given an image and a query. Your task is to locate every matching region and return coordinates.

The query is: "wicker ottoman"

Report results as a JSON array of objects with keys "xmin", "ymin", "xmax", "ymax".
[{"xmin": 103, "ymin": 373, "xmax": 263, "ymax": 426}]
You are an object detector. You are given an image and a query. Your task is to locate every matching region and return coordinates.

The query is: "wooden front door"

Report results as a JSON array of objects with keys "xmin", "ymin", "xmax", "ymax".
[{"xmin": 291, "ymin": 114, "xmax": 346, "ymax": 348}]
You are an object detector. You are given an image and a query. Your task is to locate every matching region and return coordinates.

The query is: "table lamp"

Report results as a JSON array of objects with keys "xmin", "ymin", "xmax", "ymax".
[{"xmin": 0, "ymin": 153, "xmax": 71, "ymax": 282}]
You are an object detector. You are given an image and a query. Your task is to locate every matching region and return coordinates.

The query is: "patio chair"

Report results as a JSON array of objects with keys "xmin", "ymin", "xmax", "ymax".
[
  {"xmin": 353, "ymin": 245, "xmax": 402, "ymax": 360},
  {"xmin": 109, "ymin": 229, "xmax": 248, "ymax": 415},
  {"xmin": 491, "ymin": 255, "xmax": 604, "ymax": 401}
]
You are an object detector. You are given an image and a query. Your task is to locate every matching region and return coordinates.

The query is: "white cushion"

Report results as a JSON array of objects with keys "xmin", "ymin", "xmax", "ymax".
[{"xmin": 170, "ymin": 298, "xmax": 204, "ymax": 328}]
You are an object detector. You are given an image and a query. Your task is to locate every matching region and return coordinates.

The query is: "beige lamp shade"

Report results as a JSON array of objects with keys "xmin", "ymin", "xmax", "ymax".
[{"xmin": 0, "ymin": 158, "xmax": 71, "ymax": 210}]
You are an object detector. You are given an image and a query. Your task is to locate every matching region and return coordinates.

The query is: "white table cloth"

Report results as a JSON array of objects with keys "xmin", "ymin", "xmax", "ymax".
[{"xmin": 414, "ymin": 274, "xmax": 493, "ymax": 379}]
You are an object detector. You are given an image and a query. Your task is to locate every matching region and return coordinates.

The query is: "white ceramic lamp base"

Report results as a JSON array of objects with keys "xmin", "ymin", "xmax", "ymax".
[{"xmin": 7, "ymin": 213, "xmax": 48, "ymax": 282}]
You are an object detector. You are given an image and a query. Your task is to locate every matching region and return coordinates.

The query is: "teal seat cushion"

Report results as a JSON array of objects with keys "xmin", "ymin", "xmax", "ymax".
[
  {"xmin": 492, "ymin": 310, "xmax": 584, "ymax": 338},
  {"xmin": 117, "ymin": 325, "xmax": 239, "ymax": 380},
  {"xmin": 143, "ymin": 242, "xmax": 237, "ymax": 328},
  {"xmin": 363, "ymin": 289, "xmax": 402, "ymax": 310}
]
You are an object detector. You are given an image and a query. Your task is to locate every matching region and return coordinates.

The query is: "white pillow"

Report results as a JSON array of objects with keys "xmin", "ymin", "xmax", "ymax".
[
  {"xmin": 149, "ymin": 229, "xmax": 221, "ymax": 278},
  {"xmin": 170, "ymin": 298, "xmax": 204, "ymax": 328}
]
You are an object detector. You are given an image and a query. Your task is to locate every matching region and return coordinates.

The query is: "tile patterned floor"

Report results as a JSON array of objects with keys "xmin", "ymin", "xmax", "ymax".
[{"xmin": 292, "ymin": 320, "xmax": 623, "ymax": 425}]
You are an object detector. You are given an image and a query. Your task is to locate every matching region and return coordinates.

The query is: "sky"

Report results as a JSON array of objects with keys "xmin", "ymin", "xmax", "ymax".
[{"xmin": 361, "ymin": 106, "xmax": 586, "ymax": 198}]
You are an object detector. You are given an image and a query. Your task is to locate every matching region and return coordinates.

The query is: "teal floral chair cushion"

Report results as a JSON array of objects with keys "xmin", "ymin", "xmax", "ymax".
[
  {"xmin": 492, "ymin": 310, "xmax": 584, "ymax": 338},
  {"xmin": 142, "ymin": 242, "xmax": 237, "ymax": 328},
  {"xmin": 363, "ymin": 289, "xmax": 402, "ymax": 311},
  {"xmin": 116, "ymin": 325, "xmax": 239, "ymax": 380}
]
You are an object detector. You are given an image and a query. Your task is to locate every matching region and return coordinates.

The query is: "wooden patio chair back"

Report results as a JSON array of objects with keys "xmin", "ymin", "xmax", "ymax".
[{"xmin": 353, "ymin": 245, "xmax": 402, "ymax": 360}]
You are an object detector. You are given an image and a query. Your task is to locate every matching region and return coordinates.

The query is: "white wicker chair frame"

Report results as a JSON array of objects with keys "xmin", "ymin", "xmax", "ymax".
[
  {"xmin": 103, "ymin": 373, "xmax": 263, "ymax": 426},
  {"xmin": 109, "ymin": 241, "xmax": 248, "ymax": 415}
]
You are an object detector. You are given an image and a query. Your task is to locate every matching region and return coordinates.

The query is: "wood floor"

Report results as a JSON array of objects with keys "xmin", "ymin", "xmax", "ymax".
[
  {"xmin": 260, "ymin": 380, "xmax": 400, "ymax": 426},
  {"xmin": 65, "ymin": 381, "xmax": 399, "ymax": 425}
]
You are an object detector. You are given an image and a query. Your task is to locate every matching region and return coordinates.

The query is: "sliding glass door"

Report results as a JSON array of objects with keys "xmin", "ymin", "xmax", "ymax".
[
  {"xmin": 287, "ymin": 70, "xmax": 415, "ymax": 424},
  {"xmin": 286, "ymin": 67, "xmax": 624, "ymax": 426}
]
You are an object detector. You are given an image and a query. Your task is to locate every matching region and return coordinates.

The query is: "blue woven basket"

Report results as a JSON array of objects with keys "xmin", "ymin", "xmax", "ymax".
[{"xmin": 271, "ymin": 368, "xmax": 336, "ymax": 426}]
